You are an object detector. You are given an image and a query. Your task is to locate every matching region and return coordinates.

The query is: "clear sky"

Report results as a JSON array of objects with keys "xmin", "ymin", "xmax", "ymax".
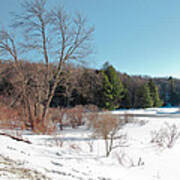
[{"xmin": 1, "ymin": 0, "xmax": 180, "ymax": 78}]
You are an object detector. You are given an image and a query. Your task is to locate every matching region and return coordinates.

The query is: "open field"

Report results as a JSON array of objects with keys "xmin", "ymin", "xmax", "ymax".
[{"xmin": 1, "ymin": 107, "xmax": 180, "ymax": 180}]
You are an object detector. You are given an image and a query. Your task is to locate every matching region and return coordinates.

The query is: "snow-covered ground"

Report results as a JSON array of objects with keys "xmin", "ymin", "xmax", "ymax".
[{"xmin": 1, "ymin": 107, "xmax": 180, "ymax": 180}]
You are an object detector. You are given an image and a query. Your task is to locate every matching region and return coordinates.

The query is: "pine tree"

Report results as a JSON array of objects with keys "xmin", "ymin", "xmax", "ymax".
[
  {"xmin": 121, "ymin": 88, "xmax": 132, "ymax": 109},
  {"xmin": 101, "ymin": 71, "xmax": 114, "ymax": 109},
  {"xmin": 160, "ymin": 83, "xmax": 168, "ymax": 106},
  {"xmin": 148, "ymin": 79, "xmax": 162, "ymax": 107},
  {"xmin": 168, "ymin": 77, "xmax": 179, "ymax": 106},
  {"xmin": 135, "ymin": 83, "xmax": 153, "ymax": 108},
  {"xmin": 101, "ymin": 64, "xmax": 124, "ymax": 110}
]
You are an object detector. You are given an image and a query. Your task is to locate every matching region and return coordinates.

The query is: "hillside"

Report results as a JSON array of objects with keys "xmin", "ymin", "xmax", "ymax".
[
  {"xmin": 1, "ymin": 60, "xmax": 180, "ymax": 109},
  {"xmin": 1, "ymin": 108, "xmax": 180, "ymax": 179}
]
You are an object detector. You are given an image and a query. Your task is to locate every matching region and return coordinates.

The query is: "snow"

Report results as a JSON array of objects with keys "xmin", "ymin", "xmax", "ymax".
[
  {"xmin": 111, "ymin": 107, "xmax": 180, "ymax": 115},
  {"xmin": 1, "ymin": 107, "xmax": 180, "ymax": 179}
]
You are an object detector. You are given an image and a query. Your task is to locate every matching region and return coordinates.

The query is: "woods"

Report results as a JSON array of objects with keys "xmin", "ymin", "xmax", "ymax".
[
  {"xmin": 1, "ymin": 59, "xmax": 178, "ymax": 111},
  {"xmin": 0, "ymin": 0, "xmax": 94, "ymax": 130},
  {"xmin": 0, "ymin": 0, "xmax": 180, "ymax": 132}
]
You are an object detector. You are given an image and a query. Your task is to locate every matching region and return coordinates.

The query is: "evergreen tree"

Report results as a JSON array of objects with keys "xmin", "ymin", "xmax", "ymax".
[
  {"xmin": 121, "ymin": 75, "xmax": 135, "ymax": 108},
  {"xmin": 101, "ymin": 64, "xmax": 124, "ymax": 110},
  {"xmin": 135, "ymin": 83, "xmax": 153, "ymax": 108},
  {"xmin": 121, "ymin": 88, "xmax": 132, "ymax": 109},
  {"xmin": 168, "ymin": 77, "xmax": 179, "ymax": 106},
  {"xmin": 160, "ymin": 83, "xmax": 168, "ymax": 106},
  {"xmin": 148, "ymin": 79, "xmax": 162, "ymax": 107}
]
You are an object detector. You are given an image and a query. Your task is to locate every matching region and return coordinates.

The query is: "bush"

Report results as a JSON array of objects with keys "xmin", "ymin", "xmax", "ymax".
[
  {"xmin": 151, "ymin": 122, "xmax": 180, "ymax": 148},
  {"xmin": 0, "ymin": 102, "xmax": 24, "ymax": 130},
  {"xmin": 84, "ymin": 104, "xmax": 99, "ymax": 112},
  {"xmin": 90, "ymin": 113, "xmax": 127, "ymax": 157},
  {"xmin": 115, "ymin": 152, "xmax": 144, "ymax": 168},
  {"xmin": 67, "ymin": 105, "xmax": 85, "ymax": 128},
  {"xmin": 54, "ymin": 105, "xmax": 86, "ymax": 129},
  {"xmin": 47, "ymin": 105, "xmax": 86, "ymax": 131}
]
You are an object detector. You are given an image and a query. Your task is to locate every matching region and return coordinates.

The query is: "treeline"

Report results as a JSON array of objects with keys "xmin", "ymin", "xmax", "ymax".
[
  {"xmin": 1, "ymin": 60, "xmax": 179, "ymax": 110},
  {"xmin": 1, "ymin": 0, "xmax": 179, "ymax": 133}
]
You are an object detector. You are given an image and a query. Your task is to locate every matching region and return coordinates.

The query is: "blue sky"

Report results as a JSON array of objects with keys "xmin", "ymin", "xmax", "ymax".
[{"xmin": 1, "ymin": 0, "xmax": 180, "ymax": 78}]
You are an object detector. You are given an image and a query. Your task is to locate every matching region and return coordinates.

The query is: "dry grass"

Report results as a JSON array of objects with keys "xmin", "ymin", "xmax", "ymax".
[{"xmin": 0, "ymin": 155, "xmax": 50, "ymax": 180}]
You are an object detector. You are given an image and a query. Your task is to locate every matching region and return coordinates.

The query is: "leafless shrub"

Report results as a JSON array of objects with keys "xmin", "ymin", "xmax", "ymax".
[
  {"xmin": 31, "ymin": 116, "xmax": 57, "ymax": 135},
  {"xmin": 91, "ymin": 114, "xmax": 127, "ymax": 157},
  {"xmin": 47, "ymin": 106, "xmax": 86, "ymax": 130},
  {"xmin": 87, "ymin": 139, "xmax": 94, "ymax": 152},
  {"xmin": 46, "ymin": 108, "xmax": 65, "ymax": 131},
  {"xmin": 119, "ymin": 113, "xmax": 148, "ymax": 127},
  {"xmin": 84, "ymin": 104, "xmax": 99, "ymax": 112},
  {"xmin": 54, "ymin": 138, "xmax": 64, "ymax": 148},
  {"xmin": 0, "ymin": 101, "xmax": 25, "ymax": 130},
  {"xmin": 44, "ymin": 134, "xmax": 64, "ymax": 148},
  {"xmin": 84, "ymin": 112, "xmax": 98, "ymax": 130},
  {"xmin": 151, "ymin": 122, "xmax": 180, "ymax": 148},
  {"xmin": 65, "ymin": 105, "xmax": 86, "ymax": 128},
  {"xmin": 115, "ymin": 152, "xmax": 144, "ymax": 168}
]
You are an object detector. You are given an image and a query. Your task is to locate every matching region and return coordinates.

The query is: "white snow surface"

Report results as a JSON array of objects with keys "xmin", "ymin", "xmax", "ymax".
[{"xmin": 1, "ymin": 107, "xmax": 180, "ymax": 179}]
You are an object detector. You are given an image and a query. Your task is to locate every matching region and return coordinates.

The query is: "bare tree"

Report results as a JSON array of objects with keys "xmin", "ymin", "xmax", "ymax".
[
  {"xmin": 42, "ymin": 5, "xmax": 94, "ymax": 122},
  {"xmin": 77, "ymin": 68, "xmax": 103, "ymax": 105},
  {"xmin": 0, "ymin": 0, "xmax": 94, "ymax": 130},
  {"xmin": 91, "ymin": 114, "xmax": 127, "ymax": 157},
  {"xmin": 0, "ymin": 30, "xmax": 34, "ymax": 128}
]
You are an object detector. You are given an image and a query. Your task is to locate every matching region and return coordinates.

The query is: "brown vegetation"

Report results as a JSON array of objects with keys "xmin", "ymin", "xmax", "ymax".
[
  {"xmin": 89, "ymin": 113, "xmax": 127, "ymax": 157},
  {"xmin": 0, "ymin": 0, "xmax": 94, "ymax": 132}
]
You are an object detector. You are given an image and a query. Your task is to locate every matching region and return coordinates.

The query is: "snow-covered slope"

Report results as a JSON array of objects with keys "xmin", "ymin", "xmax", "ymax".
[{"xmin": 1, "ymin": 108, "xmax": 180, "ymax": 180}]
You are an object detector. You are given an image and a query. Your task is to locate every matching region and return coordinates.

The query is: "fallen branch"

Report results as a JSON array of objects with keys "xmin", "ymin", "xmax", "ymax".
[{"xmin": 0, "ymin": 132, "xmax": 32, "ymax": 144}]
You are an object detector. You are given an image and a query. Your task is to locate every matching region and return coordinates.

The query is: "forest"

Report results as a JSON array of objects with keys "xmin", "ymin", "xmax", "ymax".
[
  {"xmin": 0, "ymin": 0, "xmax": 180, "ymax": 132},
  {"xmin": 1, "ymin": 59, "xmax": 180, "ymax": 110}
]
